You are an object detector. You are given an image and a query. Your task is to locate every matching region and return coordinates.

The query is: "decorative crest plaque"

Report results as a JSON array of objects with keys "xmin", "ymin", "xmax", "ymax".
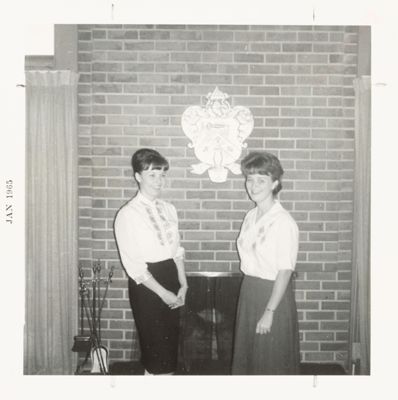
[{"xmin": 181, "ymin": 87, "xmax": 254, "ymax": 182}]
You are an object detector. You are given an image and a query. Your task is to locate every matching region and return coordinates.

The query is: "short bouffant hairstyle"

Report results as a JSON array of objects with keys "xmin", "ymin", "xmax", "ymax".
[
  {"xmin": 131, "ymin": 148, "xmax": 169, "ymax": 174},
  {"xmin": 240, "ymin": 151, "xmax": 284, "ymax": 195}
]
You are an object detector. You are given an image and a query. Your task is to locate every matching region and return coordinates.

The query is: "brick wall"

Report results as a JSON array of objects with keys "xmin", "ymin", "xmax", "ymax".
[{"xmin": 77, "ymin": 24, "xmax": 357, "ymax": 368}]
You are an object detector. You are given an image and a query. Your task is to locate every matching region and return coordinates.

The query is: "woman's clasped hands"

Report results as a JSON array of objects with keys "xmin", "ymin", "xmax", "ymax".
[{"xmin": 161, "ymin": 285, "xmax": 188, "ymax": 309}]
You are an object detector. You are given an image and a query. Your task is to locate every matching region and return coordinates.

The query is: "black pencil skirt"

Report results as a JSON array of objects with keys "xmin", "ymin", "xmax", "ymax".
[{"xmin": 128, "ymin": 259, "xmax": 180, "ymax": 374}]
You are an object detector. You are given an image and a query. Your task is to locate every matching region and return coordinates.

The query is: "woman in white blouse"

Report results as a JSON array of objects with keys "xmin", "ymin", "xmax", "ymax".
[
  {"xmin": 232, "ymin": 151, "xmax": 300, "ymax": 375},
  {"xmin": 114, "ymin": 148, "xmax": 187, "ymax": 375}
]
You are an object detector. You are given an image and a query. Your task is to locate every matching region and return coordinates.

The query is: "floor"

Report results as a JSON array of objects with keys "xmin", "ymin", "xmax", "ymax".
[{"xmin": 108, "ymin": 360, "xmax": 347, "ymax": 375}]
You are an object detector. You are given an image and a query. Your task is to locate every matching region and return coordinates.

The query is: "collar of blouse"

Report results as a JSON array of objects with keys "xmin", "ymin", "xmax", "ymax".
[{"xmin": 136, "ymin": 190, "xmax": 159, "ymax": 207}]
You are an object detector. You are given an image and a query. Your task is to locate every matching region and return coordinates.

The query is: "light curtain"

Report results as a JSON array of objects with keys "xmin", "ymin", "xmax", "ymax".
[
  {"xmin": 24, "ymin": 71, "xmax": 79, "ymax": 374},
  {"xmin": 349, "ymin": 76, "xmax": 371, "ymax": 375}
]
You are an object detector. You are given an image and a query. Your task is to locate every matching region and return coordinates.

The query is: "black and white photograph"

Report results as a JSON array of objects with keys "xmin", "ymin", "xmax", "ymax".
[{"xmin": 1, "ymin": 0, "xmax": 397, "ymax": 399}]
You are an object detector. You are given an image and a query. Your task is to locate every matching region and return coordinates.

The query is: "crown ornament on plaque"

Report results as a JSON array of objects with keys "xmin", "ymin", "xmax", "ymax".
[{"xmin": 181, "ymin": 87, "xmax": 254, "ymax": 182}]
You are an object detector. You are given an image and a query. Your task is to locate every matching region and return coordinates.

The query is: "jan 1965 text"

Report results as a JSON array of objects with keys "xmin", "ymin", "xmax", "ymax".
[{"xmin": 5, "ymin": 179, "xmax": 13, "ymax": 224}]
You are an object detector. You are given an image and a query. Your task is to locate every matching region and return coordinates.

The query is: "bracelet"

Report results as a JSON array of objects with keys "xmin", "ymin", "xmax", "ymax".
[{"xmin": 266, "ymin": 308, "xmax": 274, "ymax": 313}]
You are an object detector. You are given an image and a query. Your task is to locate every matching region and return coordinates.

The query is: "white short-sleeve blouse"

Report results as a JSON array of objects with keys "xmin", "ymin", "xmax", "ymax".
[
  {"xmin": 237, "ymin": 201, "xmax": 299, "ymax": 281},
  {"xmin": 114, "ymin": 191, "xmax": 185, "ymax": 284}
]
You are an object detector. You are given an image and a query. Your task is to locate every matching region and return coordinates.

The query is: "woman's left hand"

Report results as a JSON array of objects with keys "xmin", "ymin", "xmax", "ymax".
[
  {"xmin": 255, "ymin": 310, "xmax": 274, "ymax": 335},
  {"xmin": 170, "ymin": 285, "xmax": 188, "ymax": 309},
  {"xmin": 177, "ymin": 285, "xmax": 188, "ymax": 304}
]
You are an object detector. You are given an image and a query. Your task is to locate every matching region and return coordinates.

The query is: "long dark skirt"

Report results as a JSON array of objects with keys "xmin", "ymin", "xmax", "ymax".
[
  {"xmin": 232, "ymin": 275, "xmax": 300, "ymax": 375},
  {"xmin": 128, "ymin": 259, "xmax": 180, "ymax": 374}
]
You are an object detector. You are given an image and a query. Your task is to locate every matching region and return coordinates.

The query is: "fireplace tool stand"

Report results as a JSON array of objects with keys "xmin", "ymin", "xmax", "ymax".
[{"xmin": 72, "ymin": 261, "xmax": 114, "ymax": 375}]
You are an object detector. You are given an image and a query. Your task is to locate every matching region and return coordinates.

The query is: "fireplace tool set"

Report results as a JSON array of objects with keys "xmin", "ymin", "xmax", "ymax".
[{"xmin": 72, "ymin": 261, "xmax": 114, "ymax": 374}]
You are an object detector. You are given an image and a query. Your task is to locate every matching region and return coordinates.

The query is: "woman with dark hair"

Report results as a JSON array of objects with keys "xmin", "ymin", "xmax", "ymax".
[
  {"xmin": 114, "ymin": 148, "xmax": 187, "ymax": 375},
  {"xmin": 232, "ymin": 151, "xmax": 300, "ymax": 375}
]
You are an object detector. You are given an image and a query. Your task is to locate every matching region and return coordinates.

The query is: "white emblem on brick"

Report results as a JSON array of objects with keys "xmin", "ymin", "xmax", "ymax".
[{"xmin": 181, "ymin": 87, "xmax": 254, "ymax": 182}]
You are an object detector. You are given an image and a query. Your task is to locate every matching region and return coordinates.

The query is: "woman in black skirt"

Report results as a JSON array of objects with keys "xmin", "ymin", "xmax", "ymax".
[
  {"xmin": 232, "ymin": 151, "xmax": 300, "ymax": 375},
  {"xmin": 114, "ymin": 148, "xmax": 188, "ymax": 375}
]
